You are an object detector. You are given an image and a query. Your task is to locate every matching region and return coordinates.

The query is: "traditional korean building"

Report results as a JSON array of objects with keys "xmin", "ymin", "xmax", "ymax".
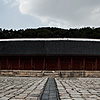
[{"xmin": 0, "ymin": 38, "xmax": 100, "ymax": 71}]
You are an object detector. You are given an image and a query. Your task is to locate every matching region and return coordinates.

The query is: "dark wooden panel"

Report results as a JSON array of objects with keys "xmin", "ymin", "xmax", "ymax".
[
  {"xmin": 97, "ymin": 58, "xmax": 100, "ymax": 70},
  {"xmin": 20, "ymin": 57, "xmax": 31, "ymax": 70},
  {"xmin": 60, "ymin": 57, "xmax": 70, "ymax": 70},
  {"xmin": 8, "ymin": 57, "xmax": 19, "ymax": 70},
  {"xmin": 61, "ymin": 63, "xmax": 70, "ymax": 70},
  {"xmin": 34, "ymin": 57, "xmax": 44, "ymax": 70},
  {"xmin": 0, "ymin": 56, "xmax": 99, "ymax": 71},
  {"xmin": 46, "ymin": 57, "xmax": 58, "ymax": 70}
]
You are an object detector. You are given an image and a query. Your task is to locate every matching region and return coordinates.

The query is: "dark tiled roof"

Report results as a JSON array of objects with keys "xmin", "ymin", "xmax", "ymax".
[{"xmin": 0, "ymin": 40, "xmax": 100, "ymax": 56}]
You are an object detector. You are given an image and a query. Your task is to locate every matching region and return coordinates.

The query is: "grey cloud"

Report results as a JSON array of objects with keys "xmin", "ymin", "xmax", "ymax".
[{"xmin": 16, "ymin": 0, "xmax": 100, "ymax": 27}]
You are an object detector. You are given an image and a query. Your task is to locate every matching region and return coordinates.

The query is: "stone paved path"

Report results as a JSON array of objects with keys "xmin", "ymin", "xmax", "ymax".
[
  {"xmin": 0, "ymin": 77, "xmax": 47, "ymax": 100},
  {"xmin": 40, "ymin": 78, "xmax": 60, "ymax": 100},
  {"xmin": 1, "ymin": 77, "xmax": 100, "ymax": 100},
  {"xmin": 55, "ymin": 78, "xmax": 100, "ymax": 100}
]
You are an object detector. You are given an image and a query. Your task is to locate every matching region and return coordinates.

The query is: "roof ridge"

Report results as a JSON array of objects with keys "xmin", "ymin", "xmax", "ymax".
[{"xmin": 0, "ymin": 38, "xmax": 100, "ymax": 42}]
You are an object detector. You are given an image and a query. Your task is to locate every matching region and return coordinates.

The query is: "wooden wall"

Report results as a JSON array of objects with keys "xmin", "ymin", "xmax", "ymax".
[{"xmin": 0, "ymin": 56, "xmax": 99, "ymax": 70}]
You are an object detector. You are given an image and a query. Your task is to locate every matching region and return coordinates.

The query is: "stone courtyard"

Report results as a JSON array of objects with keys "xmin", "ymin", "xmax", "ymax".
[
  {"xmin": 0, "ymin": 77, "xmax": 100, "ymax": 100},
  {"xmin": 56, "ymin": 78, "xmax": 100, "ymax": 100},
  {"xmin": 0, "ymin": 77, "xmax": 47, "ymax": 100}
]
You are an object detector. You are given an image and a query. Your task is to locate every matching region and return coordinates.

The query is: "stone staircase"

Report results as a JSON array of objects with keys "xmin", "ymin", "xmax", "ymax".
[{"xmin": 0, "ymin": 70, "xmax": 59, "ymax": 77}]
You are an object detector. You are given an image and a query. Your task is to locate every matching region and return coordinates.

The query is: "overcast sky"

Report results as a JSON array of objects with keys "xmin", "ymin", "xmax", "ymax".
[{"xmin": 1, "ymin": 0, "xmax": 100, "ymax": 29}]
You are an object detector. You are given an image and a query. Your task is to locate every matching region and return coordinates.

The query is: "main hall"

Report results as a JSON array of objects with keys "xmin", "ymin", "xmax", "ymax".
[{"xmin": 0, "ymin": 38, "xmax": 100, "ymax": 71}]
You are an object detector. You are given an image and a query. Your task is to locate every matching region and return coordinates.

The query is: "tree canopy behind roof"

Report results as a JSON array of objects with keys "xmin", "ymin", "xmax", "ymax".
[{"xmin": 0, "ymin": 27, "xmax": 100, "ymax": 39}]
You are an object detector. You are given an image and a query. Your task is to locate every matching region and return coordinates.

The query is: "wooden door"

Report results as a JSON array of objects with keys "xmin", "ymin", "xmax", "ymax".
[
  {"xmin": 72, "ymin": 57, "xmax": 83, "ymax": 70},
  {"xmin": 60, "ymin": 57, "xmax": 70, "ymax": 70}
]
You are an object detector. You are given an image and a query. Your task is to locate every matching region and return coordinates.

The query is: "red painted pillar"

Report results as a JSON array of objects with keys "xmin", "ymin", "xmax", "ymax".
[
  {"xmin": 33, "ymin": 58, "xmax": 35, "ymax": 70},
  {"xmin": 43, "ymin": 57, "xmax": 46, "ymax": 70},
  {"xmin": 95, "ymin": 58, "xmax": 97, "ymax": 70},
  {"xmin": 70, "ymin": 57, "xmax": 73, "ymax": 70},
  {"xmin": 18, "ymin": 57, "xmax": 21, "ymax": 70},
  {"xmin": 83, "ymin": 58, "xmax": 85, "ymax": 70},
  {"xmin": 31, "ymin": 57, "xmax": 33, "ymax": 70},
  {"xmin": 58, "ymin": 57, "xmax": 60, "ymax": 70},
  {"xmin": 6, "ymin": 57, "xmax": 8, "ymax": 70}
]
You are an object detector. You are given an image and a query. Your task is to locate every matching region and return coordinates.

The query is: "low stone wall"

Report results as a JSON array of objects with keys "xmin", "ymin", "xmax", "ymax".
[{"xmin": 0, "ymin": 70, "xmax": 100, "ymax": 77}]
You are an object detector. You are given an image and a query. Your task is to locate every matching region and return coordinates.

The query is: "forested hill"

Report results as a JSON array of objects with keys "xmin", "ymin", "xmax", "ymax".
[{"xmin": 0, "ymin": 27, "xmax": 100, "ymax": 39}]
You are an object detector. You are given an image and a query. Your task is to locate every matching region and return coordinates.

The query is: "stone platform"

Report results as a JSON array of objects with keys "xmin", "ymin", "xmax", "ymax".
[
  {"xmin": 56, "ymin": 78, "xmax": 100, "ymax": 100},
  {"xmin": 1, "ymin": 70, "xmax": 100, "ymax": 77},
  {"xmin": 0, "ymin": 77, "xmax": 47, "ymax": 100}
]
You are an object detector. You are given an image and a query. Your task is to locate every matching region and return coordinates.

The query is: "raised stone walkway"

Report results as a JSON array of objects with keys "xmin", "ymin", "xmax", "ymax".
[
  {"xmin": 1, "ymin": 77, "xmax": 100, "ymax": 100},
  {"xmin": 56, "ymin": 78, "xmax": 100, "ymax": 100},
  {"xmin": 40, "ymin": 78, "xmax": 60, "ymax": 100}
]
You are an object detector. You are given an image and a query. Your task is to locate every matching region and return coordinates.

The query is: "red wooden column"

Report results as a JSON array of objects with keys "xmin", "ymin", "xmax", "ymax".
[
  {"xmin": 33, "ymin": 58, "xmax": 35, "ymax": 70},
  {"xmin": 83, "ymin": 58, "xmax": 85, "ymax": 70},
  {"xmin": 18, "ymin": 57, "xmax": 21, "ymax": 70},
  {"xmin": 0, "ymin": 59, "xmax": 1, "ymax": 70},
  {"xmin": 6, "ymin": 57, "xmax": 9, "ymax": 70},
  {"xmin": 31, "ymin": 57, "xmax": 33, "ymax": 70},
  {"xmin": 95, "ymin": 58, "xmax": 98, "ymax": 70},
  {"xmin": 58, "ymin": 57, "xmax": 60, "ymax": 70},
  {"xmin": 70, "ymin": 57, "xmax": 73, "ymax": 70},
  {"xmin": 43, "ymin": 57, "xmax": 46, "ymax": 70}
]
